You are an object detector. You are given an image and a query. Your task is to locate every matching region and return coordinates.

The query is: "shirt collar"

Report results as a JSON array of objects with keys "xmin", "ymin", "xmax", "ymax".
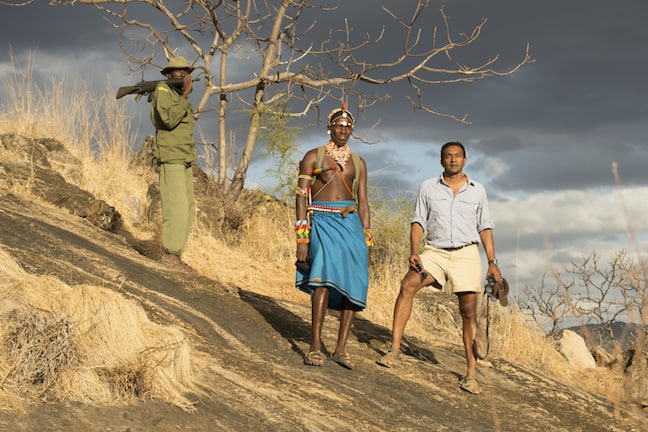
[{"xmin": 437, "ymin": 173, "xmax": 474, "ymax": 187}]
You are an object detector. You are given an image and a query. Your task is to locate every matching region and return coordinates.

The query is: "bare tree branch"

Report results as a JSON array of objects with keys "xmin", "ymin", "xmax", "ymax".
[
  {"xmin": 524, "ymin": 249, "xmax": 646, "ymax": 345},
  {"xmin": 40, "ymin": 0, "xmax": 533, "ymax": 200},
  {"xmin": 0, "ymin": 0, "xmax": 35, "ymax": 6}
]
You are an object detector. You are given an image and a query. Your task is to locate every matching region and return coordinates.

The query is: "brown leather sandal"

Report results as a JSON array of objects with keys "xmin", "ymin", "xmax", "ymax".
[
  {"xmin": 304, "ymin": 350, "xmax": 324, "ymax": 367},
  {"xmin": 460, "ymin": 376, "xmax": 481, "ymax": 395},
  {"xmin": 376, "ymin": 349, "xmax": 400, "ymax": 368},
  {"xmin": 331, "ymin": 352, "xmax": 354, "ymax": 370}
]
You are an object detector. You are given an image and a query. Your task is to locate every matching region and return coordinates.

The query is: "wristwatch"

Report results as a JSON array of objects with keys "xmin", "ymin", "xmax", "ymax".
[{"xmin": 488, "ymin": 259, "xmax": 498, "ymax": 265}]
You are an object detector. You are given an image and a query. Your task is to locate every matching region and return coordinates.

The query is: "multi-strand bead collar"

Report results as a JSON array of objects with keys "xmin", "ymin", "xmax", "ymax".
[{"xmin": 325, "ymin": 141, "xmax": 351, "ymax": 170}]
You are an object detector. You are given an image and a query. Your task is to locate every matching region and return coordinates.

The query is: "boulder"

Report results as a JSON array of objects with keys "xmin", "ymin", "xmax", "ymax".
[{"xmin": 558, "ymin": 329, "xmax": 597, "ymax": 369}]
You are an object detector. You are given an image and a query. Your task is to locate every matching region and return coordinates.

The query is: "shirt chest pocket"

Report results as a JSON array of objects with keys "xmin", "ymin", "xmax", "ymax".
[
  {"xmin": 429, "ymin": 197, "xmax": 450, "ymax": 222},
  {"xmin": 456, "ymin": 196, "xmax": 479, "ymax": 214}
]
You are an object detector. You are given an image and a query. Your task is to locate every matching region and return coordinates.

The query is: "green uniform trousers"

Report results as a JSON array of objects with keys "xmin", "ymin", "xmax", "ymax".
[{"xmin": 159, "ymin": 163, "xmax": 195, "ymax": 256}]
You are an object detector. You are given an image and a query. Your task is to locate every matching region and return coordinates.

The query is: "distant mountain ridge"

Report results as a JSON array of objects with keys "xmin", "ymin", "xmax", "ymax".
[{"xmin": 565, "ymin": 322, "xmax": 646, "ymax": 353}]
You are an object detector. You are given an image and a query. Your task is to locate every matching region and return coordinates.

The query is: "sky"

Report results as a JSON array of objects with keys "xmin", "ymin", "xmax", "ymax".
[{"xmin": 1, "ymin": 1, "xmax": 647, "ymax": 316}]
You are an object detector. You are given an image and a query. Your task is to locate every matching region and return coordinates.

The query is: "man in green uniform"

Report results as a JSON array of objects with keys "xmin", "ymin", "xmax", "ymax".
[{"xmin": 150, "ymin": 56, "xmax": 197, "ymax": 272}]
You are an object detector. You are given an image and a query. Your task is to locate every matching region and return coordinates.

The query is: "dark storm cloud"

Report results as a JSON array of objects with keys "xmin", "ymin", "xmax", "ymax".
[
  {"xmin": 317, "ymin": 0, "xmax": 648, "ymax": 170},
  {"xmin": 0, "ymin": 3, "xmax": 114, "ymax": 58},
  {"xmin": 1, "ymin": 0, "xmax": 646, "ymax": 196}
]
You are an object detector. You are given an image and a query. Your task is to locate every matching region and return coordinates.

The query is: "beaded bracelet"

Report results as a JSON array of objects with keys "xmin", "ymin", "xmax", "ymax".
[
  {"xmin": 295, "ymin": 219, "xmax": 310, "ymax": 244},
  {"xmin": 363, "ymin": 227, "xmax": 374, "ymax": 248}
]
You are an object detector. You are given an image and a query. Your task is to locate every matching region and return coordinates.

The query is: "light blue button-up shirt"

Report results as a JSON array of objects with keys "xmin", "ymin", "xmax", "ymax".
[{"xmin": 411, "ymin": 174, "xmax": 494, "ymax": 249}]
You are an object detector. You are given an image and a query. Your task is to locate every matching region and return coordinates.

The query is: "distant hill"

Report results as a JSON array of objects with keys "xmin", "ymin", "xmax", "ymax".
[{"xmin": 565, "ymin": 322, "xmax": 646, "ymax": 353}]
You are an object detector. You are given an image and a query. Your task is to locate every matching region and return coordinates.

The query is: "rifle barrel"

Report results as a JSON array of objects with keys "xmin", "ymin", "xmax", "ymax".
[{"xmin": 115, "ymin": 77, "xmax": 201, "ymax": 100}]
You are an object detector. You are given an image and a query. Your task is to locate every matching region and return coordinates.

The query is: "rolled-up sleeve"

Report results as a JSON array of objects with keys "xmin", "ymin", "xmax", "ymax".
[
  {"xmin": 410, "ymin": 182, "xmax": 431, "ymax": 229},
  {"xmin": 476, "ymin": 185, "xmax": 494, "ymax": 233}
]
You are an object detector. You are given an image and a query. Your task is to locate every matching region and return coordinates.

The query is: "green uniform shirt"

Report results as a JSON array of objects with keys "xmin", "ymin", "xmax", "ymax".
[{"xmin": 150, "ymin": 81, "xmax": 196, "ymax": 164}]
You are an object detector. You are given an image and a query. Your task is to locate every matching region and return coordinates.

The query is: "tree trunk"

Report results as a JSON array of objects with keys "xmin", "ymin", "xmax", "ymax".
[{"xmin": 226, "ymin": 96, "xmax": 263, "ymax": 201}]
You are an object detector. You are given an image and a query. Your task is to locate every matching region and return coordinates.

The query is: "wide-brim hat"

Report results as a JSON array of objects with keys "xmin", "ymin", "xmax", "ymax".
[{"xmin": 161, "ymin": 56, "xmax": 195, "ymax": 75}]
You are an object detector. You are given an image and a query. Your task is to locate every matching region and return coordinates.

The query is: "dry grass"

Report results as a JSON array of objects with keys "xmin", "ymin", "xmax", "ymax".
[
  {"xmin": 0, "ymin": 247, "xmax": 201, "ymax": 412},
  {"xmin": 493, "ymin": 306, "xmax": 565, "ymax": 370},
  {"xmin": 1, "ymin": 52, "xmax": 644, "ymax": 413},
  {"xmin": 0, "ymin": 53, "xmax": 149, "ymax": 231},
  {"xmin": 185, "ymin": 198, "xmax": 308, "ymax": 306},
  {"xmin": 481, "ymin": 302, "xmax": 641, "ymax": 407}
]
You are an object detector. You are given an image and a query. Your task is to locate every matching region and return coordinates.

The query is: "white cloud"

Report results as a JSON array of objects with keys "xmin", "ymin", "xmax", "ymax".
[
  {"xmin": 490, "ymin": 187, "xmax": 648, "ymax": 290},
  {"xmin": 493, "ymin": 187, "xmax": 648, "ymax": 237}
]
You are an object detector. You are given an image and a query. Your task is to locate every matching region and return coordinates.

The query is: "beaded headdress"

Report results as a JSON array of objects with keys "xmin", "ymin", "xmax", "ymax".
[{"xmin": 327, "ymin": 103, "xmax": 355, "ymax": 126}]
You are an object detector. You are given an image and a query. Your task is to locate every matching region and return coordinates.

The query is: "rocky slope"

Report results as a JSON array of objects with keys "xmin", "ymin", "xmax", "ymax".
[{"xmin": 0, "ymin": 133, "xmax": 645, "ymax": 432}]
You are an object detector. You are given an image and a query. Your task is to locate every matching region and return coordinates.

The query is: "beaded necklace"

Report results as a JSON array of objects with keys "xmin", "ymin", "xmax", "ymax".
[{"xmin": 325, "ymin": 141, "xmax": 351, "ymax": 170}]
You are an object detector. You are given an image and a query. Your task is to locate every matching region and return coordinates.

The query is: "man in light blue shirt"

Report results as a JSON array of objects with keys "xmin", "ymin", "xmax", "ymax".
[{"xmin": 377, "ymin": 142, "xmax": 502, "ymax": 396}]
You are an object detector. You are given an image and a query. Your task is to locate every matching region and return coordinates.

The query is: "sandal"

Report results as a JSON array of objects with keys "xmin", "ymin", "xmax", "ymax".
[
  {"xmin": 376, "ymin": 349, "xmax": 400, "ymax": 368},
  {"xmin": 460, "ymin": 375, "xmax": 481, "ymax": 395},
  {"xmin": 304, "ymin": 350, "xmax": 324, "ymax": 367},
  {"xmin": 330, "ymin": 352, "xmax": 354, "ymax": 370}
]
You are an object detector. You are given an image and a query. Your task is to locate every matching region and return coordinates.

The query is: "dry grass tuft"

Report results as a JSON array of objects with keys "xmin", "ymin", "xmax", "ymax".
[
  {"xmin": 0, "ymin": 247, "xmax": 200, "ymax": 413},
  {"xmin": 185, "ymin": 192, "xmax": 308, "ymax": 305},
  {"xmin": 2, "ymin": 310, "xmax": 78, "ymax": 393},
  {"xmin": 491, "ymin": 306, "xmax": 564, "ymax": 370}
]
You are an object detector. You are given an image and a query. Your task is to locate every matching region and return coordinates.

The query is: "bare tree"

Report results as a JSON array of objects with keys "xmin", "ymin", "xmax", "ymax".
[
  {"xmin": 523, "ymin": 267, "xmax": 574, "ymax": 337},
  {"xmin": 33, "ymin": 0, "xmax": 532, "ymax": 201},
  {"xmin": 567, "ymin": 250, "xmax": 644, "ymax": 330},
  {"xmin": 524, "ymin": 250, "xmax": 646, "ymax": 345}
]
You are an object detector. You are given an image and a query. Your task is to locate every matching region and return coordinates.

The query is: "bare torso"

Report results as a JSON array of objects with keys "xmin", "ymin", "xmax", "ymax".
[{"xmin": 302, "ymin": 147, "xmax": 356, "ymax": 202}]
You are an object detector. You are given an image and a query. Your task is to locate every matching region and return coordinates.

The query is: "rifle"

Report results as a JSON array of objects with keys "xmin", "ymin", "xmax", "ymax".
[{"xmin": 115, "ymin": 77, "xmax": 200, "ymax": 101}]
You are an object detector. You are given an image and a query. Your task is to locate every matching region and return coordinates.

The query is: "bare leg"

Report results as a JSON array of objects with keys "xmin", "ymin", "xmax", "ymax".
[
  {"xmin": 457, "ymin": 292, "xmax": 479, "ymax": 378},
  {"xmin": 377, "ymin": 270, "xmax": 437, "ymax": 367},
  {"xmin": 390, "ymin": 270, "xmax": 429, "ymax": 351},
  {"xmin": 333, "ymin": 299, "xmax": 357, "ymax": 355},
  {"xmin": 310, "ymin": 287, "xmax": 329, "ymax": 353}
]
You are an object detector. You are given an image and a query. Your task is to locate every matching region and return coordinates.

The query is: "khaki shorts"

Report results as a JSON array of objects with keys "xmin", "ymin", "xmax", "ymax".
[{"xmin": 419, "ymin": 244, "xmax": 482, "ymax": 293}]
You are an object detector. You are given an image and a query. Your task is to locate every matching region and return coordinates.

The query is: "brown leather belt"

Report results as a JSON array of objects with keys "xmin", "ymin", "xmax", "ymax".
[{"xmin": 441, "ymin": 243, "xmax": 477, "ymax": 251}]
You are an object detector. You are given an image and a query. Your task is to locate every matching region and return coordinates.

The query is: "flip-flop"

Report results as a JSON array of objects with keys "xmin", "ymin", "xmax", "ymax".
[
  {"xmin": 331, "ymin": 352, "xmax": 354, "ymax": 370},
  {"xmin": 304, "ymin": 350, "xmax": 324, "ymax": 367},
  {"xmin": 376, "ymin": 349, "xmax": 400, "ymax": 368},
  {"xmin": 460, "ymin": 376, "xmax": 481, "ymax": 395}
]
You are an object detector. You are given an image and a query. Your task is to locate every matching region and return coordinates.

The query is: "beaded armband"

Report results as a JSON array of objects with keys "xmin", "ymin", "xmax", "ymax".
[
  {"xmin": 295, "ymin": 219, "xmax": 310, "ymax": 244},
  {"xmin": 296, "ymin": 174, "xmax": 311, "ymax": 198},
  {"xmin": 363, "ymin": 227, "xmax": 374, "ymax": 248}
]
